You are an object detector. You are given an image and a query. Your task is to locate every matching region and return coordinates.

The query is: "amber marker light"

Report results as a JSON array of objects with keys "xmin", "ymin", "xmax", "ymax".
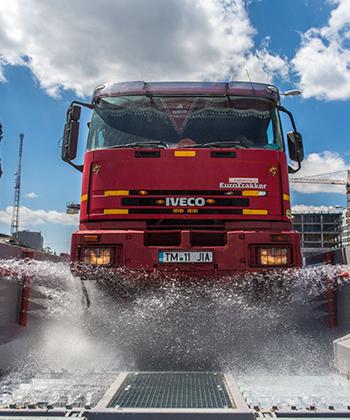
[
  {"xmin": 155, "ymin": 199, "xmax": 165, "ymax": 205},
  {"xmin": 139, "ymin": 190, "xmax": 149, "ymax": 195},
  {"xmin": 187, "ymin": 209, "xmax": 198, "ymax": 213},
  {"xmin": 174, "ymin": 150, "xmax": 196, "ymax": 157},
  {"xmin": 173, "ymin": 208, "xmax": 185, "ymax": 213},
  {"xmin": 271, "ymin": 234, "xmax": 289, "ymax": 242},
  {"xmin": 206, "ymin": 199, "xmax": 215, "ymax": 204},
  {"xmin": 83, "ymin": 235, "xmax": 99, "ymax": 242}
]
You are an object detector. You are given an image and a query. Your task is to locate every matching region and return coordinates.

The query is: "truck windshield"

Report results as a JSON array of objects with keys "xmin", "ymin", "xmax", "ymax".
[{"xmin": 87, "ymin": 96, "xmax": 283, "ymax": 150}]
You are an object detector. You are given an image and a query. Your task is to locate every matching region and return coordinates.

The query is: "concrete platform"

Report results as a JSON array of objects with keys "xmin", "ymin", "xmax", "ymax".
[{"xmin": 2, "ymin": 372, "xmax": 350, "ymax": 420}]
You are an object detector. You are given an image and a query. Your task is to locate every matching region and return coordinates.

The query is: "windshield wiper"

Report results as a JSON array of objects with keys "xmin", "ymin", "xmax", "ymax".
[
  {"xmin": 109, "ymin": 141, "xmax": 169, "ymax": 149},
  {"xmin": 188, "ymin": 141, "xmax": 248, "ymax": 149}
]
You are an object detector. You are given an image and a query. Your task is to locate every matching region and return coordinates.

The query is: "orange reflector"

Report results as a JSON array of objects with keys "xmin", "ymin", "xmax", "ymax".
[
  {"xmin": 155, "ymin": 199, "xmax": 165, "ymax": 205},
  {"xmin": 83, "ymin": 235, "xmax": 99, "ymax": 242},
  {"xmin": 81, "ymin": 194, "xmax": 88, "ymax": 202},
  {"xmin": 139, "ymin": 190, "xmax": 149, "ymax": 195},
  {"xmin": 174, "ymin": 150, "xmax": 196, "ymax": 157},
  {"xmin": 283, "ymin": 194, "xmax": 290, "ymax": 201},
  {"xmin": 104, "ymin": 190, "xmax": 129, "ymax": 196},
  {"xmin": 243, "ymin": 209, "xmax": 268, "ymax": 215},
  {"xmin": 242, "ymin": 190, "xmax": 266, "ymax": 197},
  {"xmin": 173, "ymin": 208, "xmax": 185, "ymax": 213},
  {"xmin": 206, "ymin": 199, "xmax": 215, "ymax": 204},
  {"xmin": 103, "ymin": 209, "xmax": 129, "ymax": 215}
]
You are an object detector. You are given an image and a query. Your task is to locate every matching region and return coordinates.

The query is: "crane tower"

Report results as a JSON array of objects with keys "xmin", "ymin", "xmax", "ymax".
[{"xmin": 10, "ymin": 133, "xmax": 24, "ymax": 238}]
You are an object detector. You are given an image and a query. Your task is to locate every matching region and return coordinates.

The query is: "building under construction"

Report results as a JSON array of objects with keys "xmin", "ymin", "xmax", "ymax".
[
  {"xmin": 290, "ymin": 169, "xmax": 350, "ymax": 256},
  {"xmin": 292, "ymin": 209, "xmax": 344, "ymax": 255}
]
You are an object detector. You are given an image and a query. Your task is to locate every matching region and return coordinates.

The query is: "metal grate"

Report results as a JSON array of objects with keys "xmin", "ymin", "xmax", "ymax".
[{"xmin": 109, "ymin": 372, "xmax": 233, "ymax": 409}]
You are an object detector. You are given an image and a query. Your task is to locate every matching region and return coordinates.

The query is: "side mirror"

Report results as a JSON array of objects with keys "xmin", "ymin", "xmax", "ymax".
[
  {"xmin": 61, "ymin": 105, "xmax": 81, "ymax": 162},
  {"xmin": 287, "ymin": 131, "xmax": 304, "ymax": 162}
]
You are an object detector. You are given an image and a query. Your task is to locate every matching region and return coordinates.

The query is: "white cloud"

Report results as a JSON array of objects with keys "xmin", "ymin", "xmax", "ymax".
[
  {"xmin": 292, "ymin": 204, "xmax": 342, "ymax": 213},
  {"xmin": 289, "ymin": 151, "xmax": 348, "ymax": 193},
  {"xmin": 0, "ymin": 0, "xmax": 288, "ymax": 97},
  {"xmin": 0, "ymin": 206, "xmax": 78, "ymax": 226},
  {"xmin": 25, "ymin": 192, "xmax": 38, "ymax": 199},
  {"xmin": 292, "ymin": 0, "xmax": 350, "ymax": 100}
]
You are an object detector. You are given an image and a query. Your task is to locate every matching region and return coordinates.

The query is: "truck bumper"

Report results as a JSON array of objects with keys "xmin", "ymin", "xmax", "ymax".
[{"xmin": 71, "ymin": 229, "xmax": 302, "ymax": 280}]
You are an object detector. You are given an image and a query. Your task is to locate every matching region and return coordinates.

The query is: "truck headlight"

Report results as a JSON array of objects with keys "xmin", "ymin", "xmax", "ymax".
[
  {"xmin": 83, "ymin": 248, "xmax": 112, "ymax": 265},
  {"xmin": 257, "ymin": 247, "xmax": 289, "ymax": 266}
]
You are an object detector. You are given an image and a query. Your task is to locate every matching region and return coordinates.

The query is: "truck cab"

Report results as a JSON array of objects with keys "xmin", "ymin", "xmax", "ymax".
[{"xmin": 62, "ymin": 81, "xmax": 304, "ymax": 280}]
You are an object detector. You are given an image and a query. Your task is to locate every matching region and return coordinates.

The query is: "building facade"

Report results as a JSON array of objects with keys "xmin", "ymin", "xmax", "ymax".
[{"xmin": 292, "ymin": 210, "xmax": 343, "ymax": 254}]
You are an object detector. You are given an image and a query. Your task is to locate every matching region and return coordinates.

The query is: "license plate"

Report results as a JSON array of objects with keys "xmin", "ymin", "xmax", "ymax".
[{"xmin": 158, "ymin": 251, "xmax": 213, "ymax": 263}]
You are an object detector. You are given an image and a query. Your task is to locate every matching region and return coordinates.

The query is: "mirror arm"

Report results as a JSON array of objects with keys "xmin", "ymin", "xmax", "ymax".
[
  {"xmin": 288, "ymin": 161, "xmax": 301, "ymax": 174},
  {"xmin": 278, "ymin": 105, "xmax": 298, "ymax": 132},
  {"xmin": 68, "ymin": 160, "xmax": 83, "ymax": 173},
  {"xmin": 71, "ymin": 100, "xmax": 94, "ymax": 110}
]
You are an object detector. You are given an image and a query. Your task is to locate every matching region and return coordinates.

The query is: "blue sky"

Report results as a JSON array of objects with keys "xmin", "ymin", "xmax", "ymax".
[{"xmin": 0, "ymin": 0, "xmax": 349, "ymax": 253}]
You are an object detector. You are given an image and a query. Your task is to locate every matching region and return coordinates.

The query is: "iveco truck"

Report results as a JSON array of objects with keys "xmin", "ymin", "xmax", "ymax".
[{"xmin": 62, "ymin": 81, "xmax": 304, "ymax": 283}]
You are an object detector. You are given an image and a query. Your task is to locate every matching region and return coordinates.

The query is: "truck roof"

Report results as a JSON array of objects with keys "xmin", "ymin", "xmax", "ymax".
[{"xmin": 93, "ymin": 81, "xmax": 280, "ymax": 102}]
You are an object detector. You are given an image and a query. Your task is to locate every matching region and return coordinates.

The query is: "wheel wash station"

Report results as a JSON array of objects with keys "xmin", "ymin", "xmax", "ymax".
[{"xmin": 2, "ymin": 82, "xmax": 350, "ymax": 419}]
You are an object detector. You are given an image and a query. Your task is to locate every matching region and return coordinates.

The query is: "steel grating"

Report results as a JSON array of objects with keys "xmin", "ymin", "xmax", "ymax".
[{"xmin": 109, "ymin": 372, "xmax": 234, "ymax": 409}]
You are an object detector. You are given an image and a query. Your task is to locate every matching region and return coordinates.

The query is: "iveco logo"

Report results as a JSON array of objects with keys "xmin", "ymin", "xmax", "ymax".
[{"xmin": 165, "ymin": 197, "xmax": 206, "ymax": 207}]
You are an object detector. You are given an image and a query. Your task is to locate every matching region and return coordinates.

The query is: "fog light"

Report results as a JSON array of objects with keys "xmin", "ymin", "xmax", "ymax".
[
  {"xmin": 83, "ymin": 248, "xmax": 112, "ymax": 265},
  {"xmin": 258, "ymin": 247, "xmax": 288, "ymax": 266}
]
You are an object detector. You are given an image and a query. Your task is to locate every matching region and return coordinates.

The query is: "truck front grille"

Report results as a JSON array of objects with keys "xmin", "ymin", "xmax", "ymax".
[
  {"xmin": 127, "ymin": 190, "xmax": 244, "ymax": 196},
  {"xmin": 122, "ymin": 197, "xmax": 249, "ymax": 207},
  {"xmin": 127, "ymin": 208, "xmax": 243, "ymax": 214},
  {"xmin": 191, "ymin": 232, "xmax": 227, "ymax": 246},
  {"xmin": 144, "ymin": 232, "xmax": 181, "ymax": 246},
  {"xmin": 144, "ymin": 231, "xmax": 227, "ymax": 247},
  {"xmin": 147, "ymin": 220, "xmax": 225, "ymax": 229}
]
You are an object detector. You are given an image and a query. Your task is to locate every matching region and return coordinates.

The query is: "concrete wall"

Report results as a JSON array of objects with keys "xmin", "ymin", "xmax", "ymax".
[
  {"xmin": 0, "ymin": 276, "xmax": 21, "ymax": 345},
  {"xmin": 337, "ymin": 283, "xmax": 350, "ymax": 328},
  {"xmin": 0, "ymin": 242, "xmax": 62, "ymax": 262},
  {"xmin": 0, "ymin": 242, "xmax": 65, "ymax": 345},
  {"xmin": 17, "ymin": 231, "xmax": 43, "ymax": 251}
]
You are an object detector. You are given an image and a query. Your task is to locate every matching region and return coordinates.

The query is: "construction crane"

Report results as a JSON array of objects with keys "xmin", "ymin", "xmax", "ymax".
[
  {"xmin": 0, "ymin": 122, "xmax": 3, "ymax": 178},
  {"xmin": 10, "ymin": 133, "xmax": 24, "ymax": 238},
  {"xmin": 290, "ymin": 169, "xmax": 350, "ymax": 207},
  {"xmin": 66, "ymin": 202, "xmax": 80, "ymax": 214}
]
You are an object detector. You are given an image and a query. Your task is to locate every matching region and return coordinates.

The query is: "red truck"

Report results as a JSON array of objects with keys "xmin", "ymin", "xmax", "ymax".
[{"xmin": 62, "ymin": 81, "xmax": 304, "ymax": 286}]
